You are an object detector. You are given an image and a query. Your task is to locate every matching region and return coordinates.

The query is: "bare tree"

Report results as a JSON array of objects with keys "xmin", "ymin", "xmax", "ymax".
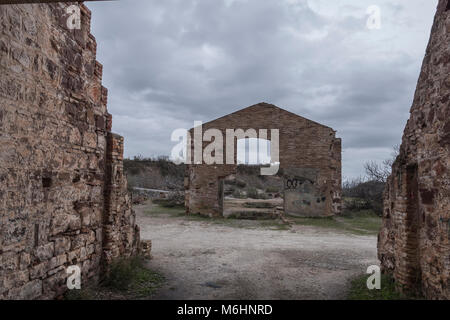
[
  {"xmin": 342, "ymin": 145, "xmax": 400, "ymax": 216},
  {"xmin": 364, "ymin": 161, "xmax": 390, "ymax": 183},
  {"xmin": 364, "ymin": 144, "xmax": 400, "ymax": 183}
]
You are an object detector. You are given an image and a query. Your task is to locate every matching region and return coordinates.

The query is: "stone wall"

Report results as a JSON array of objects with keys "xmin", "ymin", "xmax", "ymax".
[
  {"xmin": 103, "ymin": 133, "xmax": 140, "ymax": 264},
  {"xmin": 185, "ymin": 103, "xmax": 342, "ymax": 217},
  {"xmin": 378, "ymin": 0, "xmax": 450, "ymax": 300},
  {"xmin": 0, "ymin": 3, "xmax": 139, "ymax": 299}
]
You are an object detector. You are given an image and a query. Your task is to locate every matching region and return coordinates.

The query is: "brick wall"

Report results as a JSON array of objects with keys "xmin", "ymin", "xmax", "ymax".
[
  {"xmin": 185, "ymin": 103, "xmax": 342, "ymax": 217},
  {"xmin": 0, "ymin": 3, "xmax": 139, "ymax": 299},
  {"xmin": 103, "ymin": 133, "xmax": 140, "ymax": 264},
  {"xmin": 378, "ymin": 0, "xmax": 450, "ymax": 299}
]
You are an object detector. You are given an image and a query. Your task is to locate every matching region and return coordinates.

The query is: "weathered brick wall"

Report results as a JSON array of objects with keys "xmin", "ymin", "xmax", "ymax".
[
  {"xmin": 378, "ymin": 0, "xmax": 450, "ymax": 299},
  {"xmin": 0, "ymin": 3, "xmax": 139, "ymax": 299},
  {"xmin": 185, "ymin": 103, "xmax": 342, "ymax": 217},
  {"xmin": 103, "ymin": 133, "xmax": 140, "ymax": 264}
]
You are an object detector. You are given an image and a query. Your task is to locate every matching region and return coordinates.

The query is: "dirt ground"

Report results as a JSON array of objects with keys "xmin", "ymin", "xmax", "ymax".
[{"xmin": 135, "ymin": 201, "xmax": 379, "ymax": 300}]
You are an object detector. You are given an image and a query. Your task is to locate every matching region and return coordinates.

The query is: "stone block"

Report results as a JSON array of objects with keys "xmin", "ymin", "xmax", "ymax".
[
  {"xmin": 54, "ymin": 237, "xmax": 71, "ymax": 256},
  {"xmin": 34, "ymin": 243, "xmax": 54, "ymax": 262},
  {"xmin": 8, "ymin": 280, "xmax": 42, "ymax": 300}
]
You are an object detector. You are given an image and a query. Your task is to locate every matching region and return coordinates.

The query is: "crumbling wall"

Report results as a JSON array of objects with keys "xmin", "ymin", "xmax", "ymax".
[
  {"xmin": 185, "ymin": 103, "xmax": 342, "ymax": 217},
  {"xmin": 0, "ymin": 3, "xmax": 139, "ymax": 300},
  {"xmin": 378, "ymin": 0, "xmax": 450, "ymax": 299},
  {"xmin": 103, "ymin": 133, "xmax": 140, "ymax": 264}
]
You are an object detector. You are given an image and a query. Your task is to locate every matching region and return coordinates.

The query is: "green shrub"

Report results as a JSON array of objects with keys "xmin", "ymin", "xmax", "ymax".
[
  {"xmin": 246, "ymin": 188, "xmax": 271, "ymax": 199},
  {"xmin": 123, "ymin": 156, "xmax": 185, "ymax": 181},
  {"xmin": 103, "ymin": 256, "xmax": 164, "ymax": 297},
  {"xmin": 64, "ymin": 287, "xmax": 97, "ymax": 300},
  {"xmin": 103, "ymin": 256, "xmax": 143, "ymax": 291},
  {"xmin": 64, "ymin": 256, "xmax": 164, "ymax": 299},
  {"xmin": 265, "ymin": 186, "xmax": 279, "ymax": 193},
  {"xmin": 347, "ymin": 273, "xmax": 410, "ymax": 300},
  {"xmin": 232, "ymin": 189, "xmax": 245, "ymax": 199},
  {"xmin": 244, "ymin": 202, "xmax": 276, "ymax": 209},
  {"xmin": 344, "ymin": 197, "xmax": 372, "ymax": 211},
  {"xmin": 236, "ymin": 180, "xmax": 247, "ymax": 188},
  {"xmin": 246, "ymin": 187, "xmax": 259, "ymax": 199},
  {"xmin": 258, "ymin": 193, "xmax": 269, "ymax": 200},
  {"xmin": 343, "ymin": 179, "xmax": 385, "ymax": 216},
  {"xmin": 153, "ymin": 192, "xmax": 184, "ymax": 208}
]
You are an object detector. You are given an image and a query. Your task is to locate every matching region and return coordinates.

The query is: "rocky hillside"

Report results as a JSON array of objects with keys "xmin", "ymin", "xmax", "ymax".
[
  {"xmin": 124, "ymin": 157, "xmax": 185, "ymax": 191},
  {"xmin": 124, "ymin": 158, "xmax": 285, "ymax": 196}
]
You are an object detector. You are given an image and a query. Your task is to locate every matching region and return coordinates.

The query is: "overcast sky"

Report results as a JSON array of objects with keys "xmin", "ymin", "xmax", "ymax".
[{"xmin": 87, "ymin": 0, "xmax": 438, "ymax": 180}]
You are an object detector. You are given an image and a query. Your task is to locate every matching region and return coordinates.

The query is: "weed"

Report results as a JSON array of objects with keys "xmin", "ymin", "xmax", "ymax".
[
  {"xmin": 265, "ymin": 186, "xmax": 279, "ymax": 193},
  {"xmin": 146, "ymin": 205, "xmax": 185, "ymax": 216},
  {"xmin": 103, "ymin": 256, "xmax": 164, "ymax": 297},
  {"xmin": 232, "ymin": 189, "xmax": 246, "ymax": 199},
  {"xmin": 64, "ymin": 287, "xmax": 97, "ymax": 300},
  {"xmin": 289, "ymin": 210, "xmax": 382, "ymax": 236},
  {"xmin": 244, "ymin": 202, "xmax": 276, "ymax": 209},
  {"xmin": 347, "ymin": 273, "xmax": 413, "ymax": 300},
  {"xmin": 64, "ymin": 256, "xmax": 164, "ymax": 300}
]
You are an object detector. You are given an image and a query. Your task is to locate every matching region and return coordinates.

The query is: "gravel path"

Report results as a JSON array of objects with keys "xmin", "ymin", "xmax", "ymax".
[{"xmin": 135, "ymin": 202, "xmax": 378, "ymax": 300}]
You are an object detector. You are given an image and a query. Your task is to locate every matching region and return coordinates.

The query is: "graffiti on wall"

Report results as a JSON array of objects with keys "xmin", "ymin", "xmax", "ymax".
[{"xmin": 283, "ymin": 168, "xmax": 328, "ymax": 217}]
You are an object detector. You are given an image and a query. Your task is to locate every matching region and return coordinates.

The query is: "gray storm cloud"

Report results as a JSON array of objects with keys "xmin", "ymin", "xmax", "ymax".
[{"xmin": 87, "ymin": 0, "xmax": 438, "ymax": 179}]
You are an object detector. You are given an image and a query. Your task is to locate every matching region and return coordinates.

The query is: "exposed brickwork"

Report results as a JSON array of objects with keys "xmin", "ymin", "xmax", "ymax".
[
  {"xmin": 103, "ymin": 133, "xmax": 140, "ymax": 264},
  {"xmin": 0, "ymin": 3, "xmax": 139, "ymax": 299},
  {"xmin": 185, "ymin": 103, "xmax": 342, "ymax": 217},
  {"xmin": 378, "ymin": 0, "xmax": 450, "ymax": 299}
]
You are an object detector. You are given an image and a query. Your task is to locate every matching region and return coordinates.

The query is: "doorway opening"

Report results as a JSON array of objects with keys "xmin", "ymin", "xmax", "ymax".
[{"xmin": 222, "ymin": 138, "xmax": 283, "ymax": 218}]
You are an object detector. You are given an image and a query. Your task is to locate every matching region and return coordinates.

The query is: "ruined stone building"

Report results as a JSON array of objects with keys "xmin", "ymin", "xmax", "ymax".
[
  {"xmin": 0, "ymin": 3, "xmax": 140, "ymax": 299},
  {"xmin": 185, "ymin": 103, "xmax": 342, "ymax": 218},
  {"xmin": 378, "ymin": 0, "xmax": 450, "ymax": 300}
]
